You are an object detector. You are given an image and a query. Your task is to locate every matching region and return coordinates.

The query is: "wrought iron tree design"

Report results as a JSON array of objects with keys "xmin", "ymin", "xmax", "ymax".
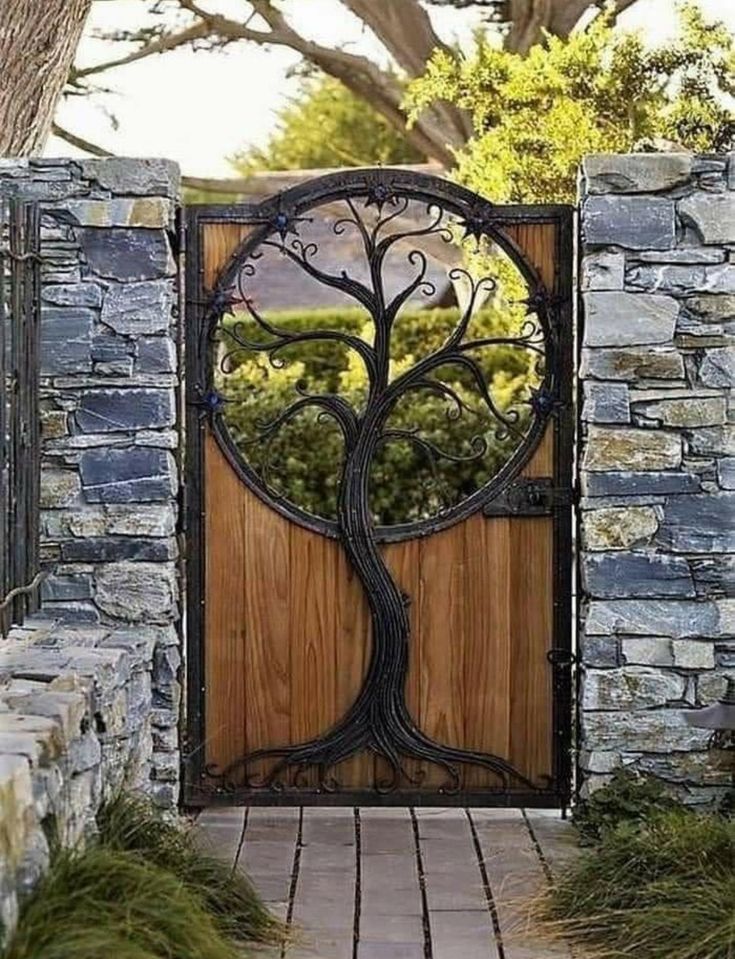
[{"xmin": 204, "ymin": 177, "xmax": 555, "ymax": 794}]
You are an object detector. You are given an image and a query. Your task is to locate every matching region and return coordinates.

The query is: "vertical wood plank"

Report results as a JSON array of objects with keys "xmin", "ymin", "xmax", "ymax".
[
  {"xmin": 417, "ymin": 524, "xmax": 467, "ymax": 787},
  {"xmin": 463, "ymin": 513, "xmax": 511, "ymax": 789},
  {"xmin": 204, "ymin": 433, "xmax": 247, "ymax": 773},
  {"xmin": 202, "ymin": 222, "xmax": 252, "ymax": 291},
  {"xmin": 333, "ymin": 548, "xmax": 371, "ymax": 788},
  {"xmin": 243, "ymin": 484, "xmax": 291, "ymax": 781},
  {"xmin": 289, "ymin": 531, "xmax": 339, "ymax": 786},
  {"xmin": 503, "ymin": 223, "xmax": 556, "ymax": 290},
  {"xmin": 509, "ymin": 516, "xmax": 554, "ymax": 785}
]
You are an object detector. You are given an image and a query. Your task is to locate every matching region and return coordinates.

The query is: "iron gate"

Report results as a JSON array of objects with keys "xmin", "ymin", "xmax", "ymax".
[
  {"xmin": 184, "ymin": 169, "xmax": 574, "ymax": 807},
  {"xmin": 0, "ymin": 197, "xmax": 42, "ymax": 636}
]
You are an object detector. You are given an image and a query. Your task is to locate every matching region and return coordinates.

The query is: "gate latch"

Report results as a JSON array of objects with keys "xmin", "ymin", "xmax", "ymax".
[{"xmin": 483, "ymin": 477, "xmax": 575, "ymax": 517}]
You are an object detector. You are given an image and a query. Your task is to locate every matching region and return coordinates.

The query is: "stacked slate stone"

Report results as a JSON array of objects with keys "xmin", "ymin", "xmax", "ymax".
[
  {"xmin": 0, "ymin": 158, "xmax": 181, "ymax": 808},
  {"xmin": 579, "ymin": 153, "xmax": 735, "ymax": 802},
  {"xmin": 0, "ymin": 617, "xmax": 159, "ymax": 935}
]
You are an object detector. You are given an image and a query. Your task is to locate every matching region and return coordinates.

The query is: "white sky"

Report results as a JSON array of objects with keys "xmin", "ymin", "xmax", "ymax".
[{"xmin": 48, "ymin": 0, "xmax": 735, "ymax": 178}]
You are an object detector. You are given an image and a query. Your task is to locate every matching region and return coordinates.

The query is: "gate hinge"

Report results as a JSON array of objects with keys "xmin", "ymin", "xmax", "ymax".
[
  {"xmin": 483, "ymin": 477, "xmax": 575, "ymax": 517},
  {"xmin": 170, "ymin": 205, "xmax": 185, "ymax": 258}
]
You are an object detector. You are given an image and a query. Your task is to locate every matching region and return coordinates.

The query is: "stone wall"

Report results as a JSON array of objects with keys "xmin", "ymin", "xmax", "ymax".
[
  {"xmin": 578, "ymin": 153, "xmax": 735, "ymax": 802},
  {"xmin": 0, "ymin": 158, "xmax": 182, "ymax": 809},
  {"xmin": 0, "ymin": 158, "xmax": 183, "ymax": 938},
  {"xmin": 0, "ymin": 615, "xmax": 169, "ymax": 934}
]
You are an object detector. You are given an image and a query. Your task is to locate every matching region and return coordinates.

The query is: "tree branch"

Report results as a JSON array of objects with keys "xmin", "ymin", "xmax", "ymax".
[
  {"xmin": 52, "ymin": 121, "xmax": 112, "ymax": 155},
  {"xmin": 508, "ymin": 0, "xmax": 645, "ymax": 50},
  {"xmin": 263, "ymin": 391, "xmax": 359, "ymax": 448},
  {"xmin": 341, "ymin": 0, "xmax": 452, "ymax": 77},
  {"xmin": 380, "ymin": 427, "xmax": 487, "ymax": 465},
  {"xmin": 70, "ymin": 20, "xmax": 211, "ymax": 81},
  {"xmin": 68, "ymin": 0, "xmax": 456, "ymax": 166},
  {"xmin": 223, "ymin": 303, "xmax": 379, "ymax": 387},
  {"xmin": 261, "ymin": 236, "xmax": 378, "ymax": 315},
  {"xmin": 340, "ymin": 0, "xmax": 473, "ymax": 142}
]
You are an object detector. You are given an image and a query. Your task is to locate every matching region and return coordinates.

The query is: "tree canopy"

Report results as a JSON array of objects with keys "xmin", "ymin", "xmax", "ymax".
[
  {"xmin": 55, "ymin": 0, "xmax": 650, "ymax": 187},
  {"xmin": 405, "ymin": 2, "xmax": 735, "ymax": 203}
]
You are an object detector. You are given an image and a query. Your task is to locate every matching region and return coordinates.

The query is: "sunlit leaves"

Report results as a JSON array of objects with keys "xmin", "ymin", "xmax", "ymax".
[{"xmin": 405, "ymin": 2, "xmax": 734, "ymax": 203}]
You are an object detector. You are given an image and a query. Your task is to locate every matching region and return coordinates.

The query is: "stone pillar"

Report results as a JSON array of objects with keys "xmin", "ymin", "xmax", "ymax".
[
  {"xmin": 0, "ymin": 158, "xmax": 182, "ymax": 805},
  {"xmin": 578, "ymin": 153, "xmax": 735, "ymax": 803}
]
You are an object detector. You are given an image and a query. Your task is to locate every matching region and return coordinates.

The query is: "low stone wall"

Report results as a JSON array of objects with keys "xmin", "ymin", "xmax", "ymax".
[
  {"xmin": 578, "ymin": 153, "xmax": 735, "ymax": 802},
  {"xmin": 0, "ymin": 614, "xmax": 176, "ymax": 935},
  {"xmin": 0, "ymin": 158, "xmax": 181, "ymax": 807}
]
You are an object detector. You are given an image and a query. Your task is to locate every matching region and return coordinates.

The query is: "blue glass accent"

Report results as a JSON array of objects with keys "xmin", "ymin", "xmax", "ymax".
[
  {"xmin": 530, "ymin": 388, "xmax": 554, "ymax": 415},
  {"xmin": 202, "ymin": 390, "xmax": 226, "ymax": 412}
]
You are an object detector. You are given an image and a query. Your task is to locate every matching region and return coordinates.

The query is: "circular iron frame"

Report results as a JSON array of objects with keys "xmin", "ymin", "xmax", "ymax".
[{"xmin": 203, "ymin": 167, "xmax": 559, "ymax": 544}]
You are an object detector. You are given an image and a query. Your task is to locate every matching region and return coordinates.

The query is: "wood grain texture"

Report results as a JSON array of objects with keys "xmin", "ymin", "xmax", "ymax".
[
  {"xmin": 204, "ymin": 432, "xmax": 247, "ymax": 773},
  {"xmin": 201, "ymin": 218, "xmax": 561, "ymax": 794}
]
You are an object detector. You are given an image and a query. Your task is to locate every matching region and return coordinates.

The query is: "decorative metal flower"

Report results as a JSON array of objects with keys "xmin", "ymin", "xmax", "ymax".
[
  {"xmin": 457, "ymin": 201, "xmax": 496, "ymax": 243},
  {"xmin": 528, "ymin": 386, "xmax": 556, "ymax": 417},
  {"xmin": 364, "ymin": 180, "xmax": 398, "ymax": 211}
]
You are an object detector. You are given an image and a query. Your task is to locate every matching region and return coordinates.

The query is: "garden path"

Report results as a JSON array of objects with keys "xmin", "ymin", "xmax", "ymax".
[{"xmin": 196, "ymin": 806, "xmax": 577, "ymax": 959}]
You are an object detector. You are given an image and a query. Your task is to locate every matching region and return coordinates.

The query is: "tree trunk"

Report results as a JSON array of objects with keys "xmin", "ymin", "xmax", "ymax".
[{"xmin": 0, "ymin": 0, "xmax": 92, "ymax": 155}]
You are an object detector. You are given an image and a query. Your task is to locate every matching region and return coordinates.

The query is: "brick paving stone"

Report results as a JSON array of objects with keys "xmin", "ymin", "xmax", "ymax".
[
  {"xmin": 244, "ymin": 807, "xmax": 301, "ymax": 842},
  {"xmin": 357, "ymin": 943, "xmax": 425, "ymax": 959},
  {"xmin": 240, "ymin": 840, "xmax": 299, "ymax": 879},
  {"xmin": 291, "ymin": 809, "xmax": 356, "ymax": 951},
  {"xmin": 523, "ymin": 811, "xmax": 579, "ymax": 874},
  {"xmin": 414, "ymin": 806, "xmax": 467, "ymax": 839},
  {"xmin": 302, "ymin": 807, "xmax": 356, "ymax": 847},
  {"xmin": 470, "ymin": 810, "xmax": 572, "ymax": 959},
  {"xmin": 246, "ymin": 873, "xmax": 293, "ymax": 904},
  {"xmin": 193, "ymin": 824, "xmax": 242, "ymax": 866},
  {"xmin": 286, "ymin": 932, "xmax": 354, "ymax": 959},
  {"xmin": 196, "ymin": 807, "xmax": 577, "ymax": 959},
  {"xmin": 430, "ymin": 909, "xmax": 499, "ymax": 959},
  {"xmin": 194, "ymin": 807, "xmax": 245, "ymax": 867},
  {"xmin": 360, "ymin": 820, "xmax": 423, "ymax": 918},
  {"xmin": 359, "ymin": 913, "xmax": 424, "ymax": 944},
  {"xmin": 361, "ymin": 807, "xmax": 415, "ymax": 855},
  {"xmin": 420, "ymin": 826, "xmax": 486, "ymax": 913}
]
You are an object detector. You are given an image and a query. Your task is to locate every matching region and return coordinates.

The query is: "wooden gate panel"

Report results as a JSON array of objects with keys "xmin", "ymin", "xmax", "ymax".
[
  {"xmin": 203, "ymin": 427, "xmax": 556, "ymax": 792},
  {"xmin": 186, "ymin": 173, "xmax": 573, "ymax": 806}
]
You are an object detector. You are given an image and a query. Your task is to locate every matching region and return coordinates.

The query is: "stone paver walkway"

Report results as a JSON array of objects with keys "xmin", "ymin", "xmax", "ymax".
[{"xmin": 197, "ymin": 807, "xmax": 577, "ymax": 959}]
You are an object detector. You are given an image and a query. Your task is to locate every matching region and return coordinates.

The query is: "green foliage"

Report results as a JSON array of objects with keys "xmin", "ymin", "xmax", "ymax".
[
  {"xmin": 545, "ymin": 809, "xmax": 735, "ymax": 959},
  {"xmin": 98, "ymin": 793, "xmax": 281, "ymax": 946},
  {"xmin": 572, "ymin": 768, "xmax": 679, "ymax": 846},
  {"xmin": 216, "ymin": 299, "xmax": 539, "ymax": 524},
  {"xmin": 4, "ymin": 846, "xmax": 239, "ymax": 959},
  {"xmin": 233, "ymin": 75, "xmax": 423, "ymax": 174},
  {"xmin": 405, "ymin": 2, "xmax": 735, "ymax": 203}
]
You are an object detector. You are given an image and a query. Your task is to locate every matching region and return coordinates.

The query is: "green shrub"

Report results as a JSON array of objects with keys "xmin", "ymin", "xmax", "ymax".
[
  {"xmin": 4, "ymin": 846, "xmax": 239, "ymax": 959},
  {"xmin": 216, "ymin": 302, "xmax": 539, "ymax": 524},
  {"xmin": 545, "ymin": 810, "xmax": 735, "ymax": 959},
  {"xmin": 572, "ymin": 768, "xmax": 679, "ymax": 845},
  {"xmin": 97, "ymin": 793, "xmax": 281, "ymax": 946}
]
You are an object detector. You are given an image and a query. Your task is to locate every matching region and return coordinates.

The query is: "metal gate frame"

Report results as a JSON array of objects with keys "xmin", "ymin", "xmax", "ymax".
[{"xmin": 182, "ymin": 170, "xmax": 575, "ymax": 809}]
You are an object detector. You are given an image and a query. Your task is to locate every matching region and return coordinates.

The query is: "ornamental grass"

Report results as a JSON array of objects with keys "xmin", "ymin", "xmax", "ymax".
[
  {"xmin": 4, "ymin": 846, "xmax": 238, "ymax": 959},
  {"xmin": 4, "ymin": 792, "xmax": 281, "ymax": 959},
  {"xmin": 97, "ymin": 792, "xmax": 281, "ymax": 946},
  {"xmin": 543, "ymin": 809, "xmax": 735, "ymax": 959}
]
